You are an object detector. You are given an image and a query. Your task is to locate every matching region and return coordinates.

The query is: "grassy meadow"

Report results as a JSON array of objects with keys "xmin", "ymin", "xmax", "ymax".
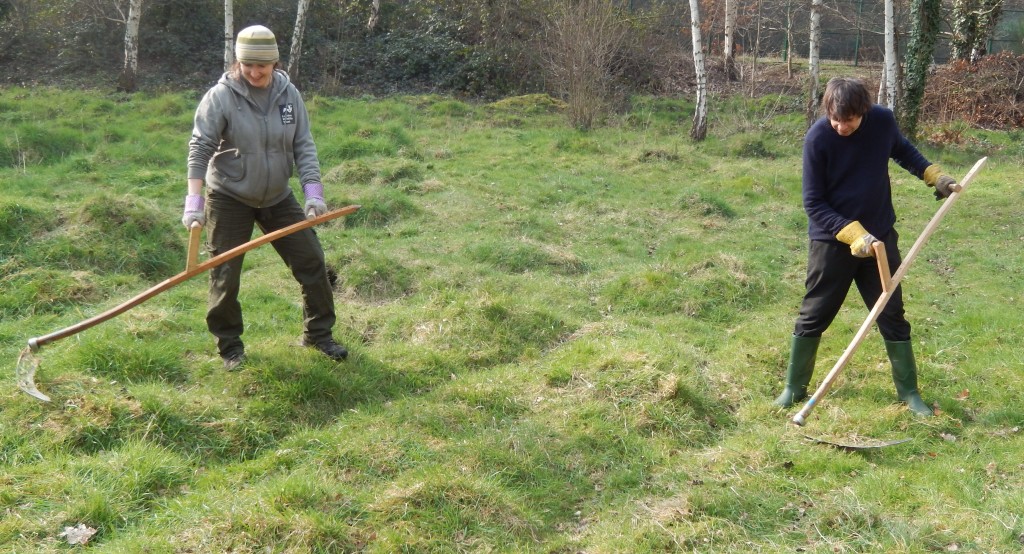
[{"xmin": 1, "ymin": 85, "xmax": 1022, "ymax": 552}]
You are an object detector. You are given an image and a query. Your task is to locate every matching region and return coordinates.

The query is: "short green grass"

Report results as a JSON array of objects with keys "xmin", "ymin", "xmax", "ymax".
[{"xmin": 1, "ymin": 86, "xmax": 1022, "ymax": 552}]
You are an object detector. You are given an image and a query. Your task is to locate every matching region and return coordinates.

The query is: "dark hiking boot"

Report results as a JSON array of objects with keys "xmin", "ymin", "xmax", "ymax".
[
  {"xmin": 303, "ymin": 338, "xmax": 348, "ymax": 361},
  {"xmin": 222, "ymin": 352, "xmax": 247, "ymax": 371}
]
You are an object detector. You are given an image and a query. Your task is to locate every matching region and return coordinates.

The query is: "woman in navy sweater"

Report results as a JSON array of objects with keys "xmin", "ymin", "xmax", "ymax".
[{"xmin": 773, "ymin": 77, "xmax": 959, "ymax": 416}]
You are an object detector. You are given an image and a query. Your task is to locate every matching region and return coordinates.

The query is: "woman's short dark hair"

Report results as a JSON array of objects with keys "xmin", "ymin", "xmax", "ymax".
[{"xmin": 821, "ymin": 77, "xmax": 872, "ymax": 120}]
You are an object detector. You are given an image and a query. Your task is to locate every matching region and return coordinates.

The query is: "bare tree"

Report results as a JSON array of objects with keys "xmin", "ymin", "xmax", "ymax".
[
  {"xmin": 288, "ymin": 0, "xmax": 313, "ymax": 79},
  {"xmin": 749, "ymin": 0, "xmax": 764, "ymax": 96},
  {"xmin": 754, "ymin": 0, "xmax": 801, "ymax": 81},
  {"xmin": 117, "ymin": 0, "xmax": 143, "ymax": 92},
  {"xmin": 883, "ymin": 0, "xmax": 898, "ymax": 109},
  {"xmin": 224, "ymin": 0, "xmax": 234, "ymax": 71},
  {"xmin": 724, "ymin": 0, "xmax": 739, "ymax": 81},
  {"xmin": 368, "ymin": 0, "xmax": 381, "ymax": 33},
  {"xmin": 689, "ymin": 0, "xmax": 708, "ymax": 140},
  {"xmin": 783, "ymin": 0, "xmax": 798, "ymax": 79},
  {"xmin": 805, "ymin": 0, "xmax": 822, "ymax": 126}
]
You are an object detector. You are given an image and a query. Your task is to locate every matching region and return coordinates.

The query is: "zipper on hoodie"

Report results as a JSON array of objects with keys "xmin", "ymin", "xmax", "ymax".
[
  {"xmin": 242, "ymin": 80, "xmax": 273, "ymax": 208},
  {"xmin": 259, "ymin": 79, "xmax": 289, "ymax": 208},
  {"xmin": 235, "ymin": 73, "xmax": 289, "ymax": 209}
]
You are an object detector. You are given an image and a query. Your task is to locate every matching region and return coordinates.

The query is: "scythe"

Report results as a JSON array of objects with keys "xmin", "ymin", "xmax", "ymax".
[
  {"xmin": 16, "ymin": 204, "xmax": 360, "ymax": 401},
  {"xmin": 792, "ymin": 158, "xmax": 987, "ymax": 426}
]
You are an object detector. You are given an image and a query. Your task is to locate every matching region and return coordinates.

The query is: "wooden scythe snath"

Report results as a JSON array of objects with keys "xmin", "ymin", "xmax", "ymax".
[{"xmin": 16, "ymin": 205, "xmax": 360, "ymax": 402}]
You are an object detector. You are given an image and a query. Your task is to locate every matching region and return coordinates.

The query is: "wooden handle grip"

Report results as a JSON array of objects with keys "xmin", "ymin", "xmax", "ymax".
[
  {"xmin": 872, "ymin": 241, "xmax": 891, "ymax": 293},
  {"xmin": 186, "ymin": 222, "xmax": 202, "ymax": 271}
]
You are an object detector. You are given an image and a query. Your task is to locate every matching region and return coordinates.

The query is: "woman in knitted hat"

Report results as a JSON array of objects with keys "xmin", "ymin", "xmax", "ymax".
[{"xmin": 182, "ymin": 25, "xmax": 347, "ymax": 369}]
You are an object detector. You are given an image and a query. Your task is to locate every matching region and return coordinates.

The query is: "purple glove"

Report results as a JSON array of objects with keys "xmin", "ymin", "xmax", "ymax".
[
  {"xmin": 303, "ymin": 182, "xmax": 327, "ymax": 218},
  {"xmin": 182, "ymin": 194, "xmax": 205, "ymax": 228}
]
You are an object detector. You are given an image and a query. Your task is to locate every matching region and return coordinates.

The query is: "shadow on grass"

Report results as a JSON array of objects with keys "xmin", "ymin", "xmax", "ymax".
[
  {"xmin": 55, "ymin": 344, "xmax": 445, "ymax": 463},
  {"xmin": 242, "ymin": 351, "xmax": 434, "ymax": 424}
]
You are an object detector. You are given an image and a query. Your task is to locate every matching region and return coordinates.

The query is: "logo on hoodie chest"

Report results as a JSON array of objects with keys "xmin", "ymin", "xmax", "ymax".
[{"xmin": 279, "ymin": 103, "xmax": 295, "ymax": 125}]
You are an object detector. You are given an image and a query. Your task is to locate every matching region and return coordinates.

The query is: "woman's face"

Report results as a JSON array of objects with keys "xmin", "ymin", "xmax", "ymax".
[
  {"xmin": 830, "ymin": 115, "xmax": 863, "ymax": 137},
  {"xmin": 240, "ymin": 62, "xmax": 274, "ymax": 88}
]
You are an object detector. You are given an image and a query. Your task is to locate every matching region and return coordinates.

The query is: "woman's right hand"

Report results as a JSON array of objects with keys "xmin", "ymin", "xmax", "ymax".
[{"xmin": 182, "ymin": 194, "xmax": 206, "ymax": 228}]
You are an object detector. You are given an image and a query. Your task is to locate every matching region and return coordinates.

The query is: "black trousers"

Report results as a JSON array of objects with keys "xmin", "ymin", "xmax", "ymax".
[
  {"xmin": 205, "ymin": 190, "xmax": 336, "ymax": 357},
  {"xmin": 793, "ymin": 230, "xmax": 911, "ymax": 342}
]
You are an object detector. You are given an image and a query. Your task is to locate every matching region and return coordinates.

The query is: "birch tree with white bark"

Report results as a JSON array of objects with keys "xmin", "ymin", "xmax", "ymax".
[
  {"xmin": 883, "ymin": 0, "xmax": 898, "ymax": 110},
  {"xmin": 288, "ymin": 0, "xmax": 313, "ymax": 79},
  {"xmin": 367, "ymin": 0, "xmax": 381, "ymax": 33},
  {"xmin": 117, "ymin": 0, "xmax": 143, "ymax": 92},
  {"xmin": 689, "ymin": 0, "xmax": 708, "ymax": 140},
  {"xmin": 224, "ymin": 0, "xmax": 234, "ymax": 71},
  {"xmin": 724, "ymin": 0, "xmax": 739, "ymax": 81},
  {"xmin": 749, "ymin": 0, "xmax": 763, "ymax": 95},
  {"xmin": 805, "ymin": 0, "xmax": 822, "ymax": 126}
]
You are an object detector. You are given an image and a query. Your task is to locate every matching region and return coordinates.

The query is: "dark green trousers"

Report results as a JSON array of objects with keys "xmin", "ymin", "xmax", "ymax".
[{"xmin": 205, "ymin": 190, "xmax": 336, "ymax": 357}]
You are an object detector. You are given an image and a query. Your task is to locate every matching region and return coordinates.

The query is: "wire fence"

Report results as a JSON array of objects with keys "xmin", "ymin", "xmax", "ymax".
[{"xmin": 734, "ymin": 5, "xmax": 1024, "ymax": 65}]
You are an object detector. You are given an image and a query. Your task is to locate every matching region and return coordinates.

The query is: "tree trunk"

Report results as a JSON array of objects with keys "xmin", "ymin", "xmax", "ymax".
[
  {"xmin": 724, "ymin": 0, "xmax": 738, "ymax": 81},
  {"xmin": 950, "ymin": 0, "xmax": 972, "ymax": 61},
  {"xmin": 950, "ymin": 0, "xmax": 1003, "ymax": 63},
  {"xmin": 224, "ymin": 0, "xmax": 234, "ymax": 71},
  {"xmin": 805, "ymin": 0, "xmax": 822, "ymax": 126},
  {"xmin": 750, "ymin": 0, "xmax": 763, "ymax": 97},
  {"xmin": 288, "ymin": 0, "xmax": 313, "ymax": 80},
  {"xmin": 689, "ymin": 0, "xmax": 708, "ymax": 141},
  {"xmin": 367, "ymin": 0, "xmax": 381, "ymax": 33},
  {"xmin": 883, "ymin": 0, "xmax": 898, "ymax": 110},
  {"xmin": 117, "ymin": 0, "xmax": 143, "ymax": 92},
  {"xmin": 900, "ymin": 0, "xmax": 941, "ymax": 139},
  {"xmin": 785, "ymin": 0, "xmax": 793, "ymax": 79},
  {"xmin": 972, "ymin": 0, "xmax": 1003, "ymax": 63}
]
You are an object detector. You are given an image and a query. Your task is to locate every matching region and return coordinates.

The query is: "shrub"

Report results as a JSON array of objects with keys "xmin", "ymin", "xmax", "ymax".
[
  {"xmin": 541, "ymin": 0, "xmax": 629, "ymax": 130},
  {"xmin": 923, "ymin": 52, "xmax": 1024, "ymax": 129}
]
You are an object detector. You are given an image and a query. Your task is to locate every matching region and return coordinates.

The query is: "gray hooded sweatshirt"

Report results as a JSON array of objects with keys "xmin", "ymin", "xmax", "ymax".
[{"xmin": 187, "ymin": 69, "xmax": 321, "ymax": 208}]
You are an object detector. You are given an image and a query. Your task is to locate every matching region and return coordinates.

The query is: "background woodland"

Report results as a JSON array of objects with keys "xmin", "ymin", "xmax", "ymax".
[{"xmin": 1, "ymin": 0, "xmax": 1022, "ymax": 134}]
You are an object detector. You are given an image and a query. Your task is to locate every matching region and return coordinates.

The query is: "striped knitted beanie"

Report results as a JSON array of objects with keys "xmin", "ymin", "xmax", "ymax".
[{"xmin": 235, "ymin": 25, "xmax": 279, "ymax": 63}]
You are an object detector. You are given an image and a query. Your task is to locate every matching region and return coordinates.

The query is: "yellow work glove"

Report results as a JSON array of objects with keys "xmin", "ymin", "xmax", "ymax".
[
  {"xmin": 923, "ymin": 164, "xmax": 960, "ymax": 200},
  {"xmin": 836, "ymin": 221, "xmax": 877, "ymax": 258}
]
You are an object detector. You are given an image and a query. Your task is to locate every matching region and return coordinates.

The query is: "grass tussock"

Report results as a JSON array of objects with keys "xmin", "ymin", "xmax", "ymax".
[{"xmin": 1, "ymin": 88, "xmax": 1022, "ymax": 553}]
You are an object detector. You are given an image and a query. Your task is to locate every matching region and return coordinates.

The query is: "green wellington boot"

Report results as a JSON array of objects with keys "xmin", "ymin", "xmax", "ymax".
[
  {"xmin": 773, "ymin": 335, "xmax": 820, "ymax": 408},
  {"xmin": 885, "ymin": 340, "xmax": 934, "ymax": 417}
]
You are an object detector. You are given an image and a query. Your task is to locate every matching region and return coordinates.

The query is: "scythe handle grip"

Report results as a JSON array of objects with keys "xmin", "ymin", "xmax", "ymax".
[
  {"xmin": 186, "ymin": 222, "xmax": 202, "ymax": 271},
  {"xmin": 872, "ymin": 241, "xmax": 892, "ymax": 293}
]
